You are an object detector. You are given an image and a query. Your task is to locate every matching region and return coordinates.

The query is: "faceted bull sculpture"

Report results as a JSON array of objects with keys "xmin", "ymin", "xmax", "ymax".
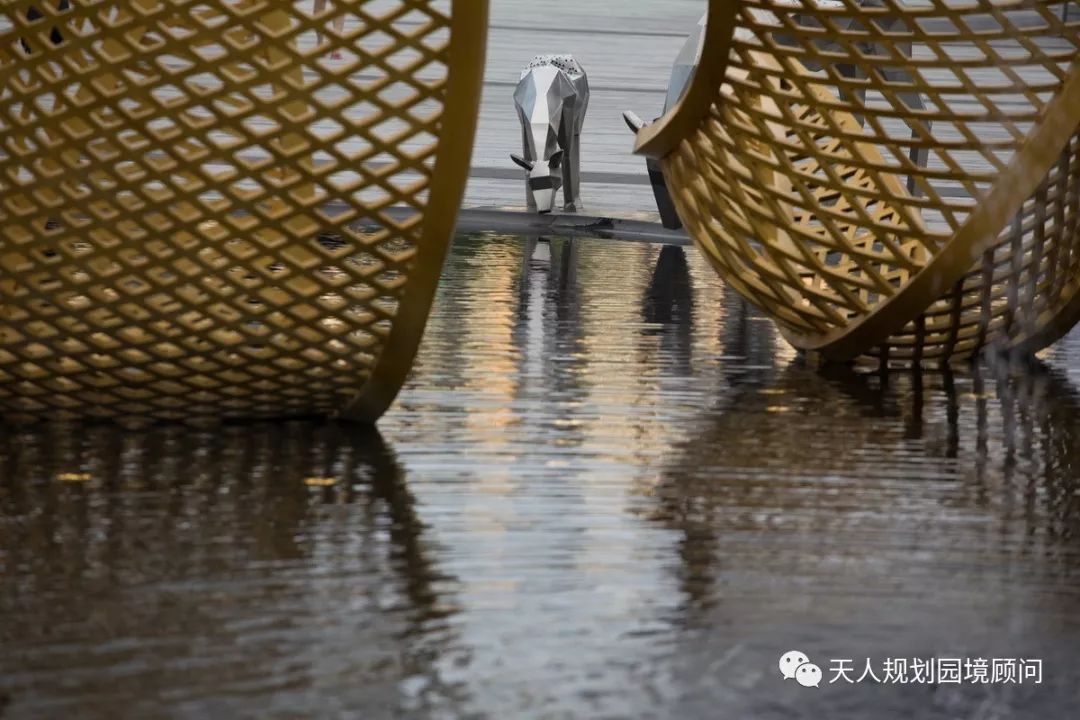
[{"xmin": 511, "ymin": 54, "xmax": 589, "ymax": 213}]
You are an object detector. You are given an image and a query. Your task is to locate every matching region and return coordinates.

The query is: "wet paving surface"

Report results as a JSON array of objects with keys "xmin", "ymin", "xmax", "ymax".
[{"xmin": 4, "ymin": 234, "xmax": 1080, "ymax": 718}]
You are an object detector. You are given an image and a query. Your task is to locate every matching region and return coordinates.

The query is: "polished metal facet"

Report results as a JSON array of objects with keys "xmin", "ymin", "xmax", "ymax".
[{"xmin": 512, "ymin": 54, "xmax": 590, "ymax": 213}]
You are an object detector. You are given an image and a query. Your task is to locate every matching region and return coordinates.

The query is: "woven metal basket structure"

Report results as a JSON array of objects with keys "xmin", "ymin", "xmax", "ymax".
[
  {"xmin": 0, "ymin": 0, "xmax": 488, "ymax": 423},
  {"xmin": 636, "ymin": 0, "xmax": 1080, "ymax": 366}
]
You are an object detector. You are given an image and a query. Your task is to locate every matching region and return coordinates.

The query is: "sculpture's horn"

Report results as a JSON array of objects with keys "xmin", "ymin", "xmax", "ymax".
[
  {"xmin": 511, "ymin": 153, "xmax": 534, "ymax": 171},
  {"xmin": 623, "ymin": 111, "xmax": 646, "ymax": 134}
]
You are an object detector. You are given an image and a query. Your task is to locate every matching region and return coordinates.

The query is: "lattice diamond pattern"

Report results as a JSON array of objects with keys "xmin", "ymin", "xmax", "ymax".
[
  {"xmin": 0, "ymin": 0, "xmax": 471, "ymax": 422},
  {"xmin": 879, "ymin": 125, "xmax": 1080, "ymax": 364},
  {"xmin": 661, "ymin": 0, "xmax": 1080, "ymax": 364}
]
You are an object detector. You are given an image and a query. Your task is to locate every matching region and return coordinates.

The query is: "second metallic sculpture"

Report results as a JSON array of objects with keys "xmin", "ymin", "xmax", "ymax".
[{"xmin": 624, "ymin": 13, "xmax": 706, "ymax": 230}]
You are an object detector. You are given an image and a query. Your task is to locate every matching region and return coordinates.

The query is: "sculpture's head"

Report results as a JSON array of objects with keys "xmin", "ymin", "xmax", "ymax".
[
  {"xmin": 512, "ymin": 59, "xmax": 580, "ymax": 213},
  {"xmin": 511, "ymin": 150, "xmax": 564, "ymax": 214}
]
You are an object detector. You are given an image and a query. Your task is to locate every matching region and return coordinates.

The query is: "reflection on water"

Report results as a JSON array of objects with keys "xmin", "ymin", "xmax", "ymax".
[
  {"xmin": 0, "ymin": 423, "xmax": 468, "ymax": 717},
  {"xmin": 4, "ymin": 234, "xmax": 1080, "ymax": 718}
]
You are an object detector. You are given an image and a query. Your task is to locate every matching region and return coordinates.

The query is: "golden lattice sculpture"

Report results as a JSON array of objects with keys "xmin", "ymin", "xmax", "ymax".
[
  {"xmin": 636, "ymin": 0, "xmax": 1080, "ymax": 366},
  {"xmin": 0, "ymin": 0, "xmax": 488, "ymax": 423}
]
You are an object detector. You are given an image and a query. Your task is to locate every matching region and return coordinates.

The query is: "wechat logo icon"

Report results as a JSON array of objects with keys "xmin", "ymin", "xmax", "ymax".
[{"xmin": 779, "ymin": 650, "xmax": 822, "ymax": 688}]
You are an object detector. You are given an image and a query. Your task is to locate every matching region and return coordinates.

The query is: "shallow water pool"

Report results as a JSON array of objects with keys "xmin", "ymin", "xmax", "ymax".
[{"xmin": 3, "ymin": 234, "xmax": 1080, "ymax": 718}]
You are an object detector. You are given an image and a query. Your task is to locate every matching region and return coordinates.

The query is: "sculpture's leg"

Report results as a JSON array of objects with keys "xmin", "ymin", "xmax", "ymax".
[
  {"xmin": 564, "ymin": 133, "xmax": 582, "ymax": 212},
  {"xmin": 648, "ymin": 156, "xmax": 682, "ymax": 230},
  {"xmin": 899, "ymin": 91, "xmax": 929, "ymax": 198},
  {"xmin": 625, "ymin": 111, "xmax": 682, "ymax": 229},
  {"xmin": 526, "ymin": 175, "xmax": 537, "ymax": 212},
  {"xmin": 861, "ymin": 6, "xmax": 930, "ymax": 196},
  {"xmin": 882, "ymin": 33, "xmax": 929, "ymax": 197},
  {"xmin": 837, "ymin": 9, "xmax": 929, "ymax": 198},
  {"xmin": 835, "ymin": 62, "xmax": 868, "ymax": 126}
]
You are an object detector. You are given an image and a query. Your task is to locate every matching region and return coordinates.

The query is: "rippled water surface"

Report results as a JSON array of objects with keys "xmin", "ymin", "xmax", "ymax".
[{"xmin": 4, "ymin": 235, "xmax": 1080, "ymax": 718}]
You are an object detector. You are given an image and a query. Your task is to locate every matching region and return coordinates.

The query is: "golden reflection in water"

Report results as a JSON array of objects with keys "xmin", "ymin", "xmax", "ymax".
[
  {"xmin": 682, "ymin": 246, "xmax": 728, "ymax": 367},
  {"xmin": 578, "ymin": 241, "xmax": 658, "ymax": 462}
]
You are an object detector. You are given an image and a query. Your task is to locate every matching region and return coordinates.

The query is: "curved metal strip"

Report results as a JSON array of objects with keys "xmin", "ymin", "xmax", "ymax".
[
  {"xmin": 634, "ymin": 0, "xmax": 740, "ymax": 160},
  {"xmin": 341, "ymin": 1, "xmax": 490, "ymax": 421}
]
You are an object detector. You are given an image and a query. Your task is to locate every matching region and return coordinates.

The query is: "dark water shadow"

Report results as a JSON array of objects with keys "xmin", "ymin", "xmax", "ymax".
[
  {"xmin": 0, "ymin": 421, "xmax": 465, "ymax": 717},
  {"xmin": 641, "ymin": 245, "xmax": 696, "ymax": 376},
  {"xmin": 645, "ymin": 357, "xmax": 1080, "ymax": 718}
]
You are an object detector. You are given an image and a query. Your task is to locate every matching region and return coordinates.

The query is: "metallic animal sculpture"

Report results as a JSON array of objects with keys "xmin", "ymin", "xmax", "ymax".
[
  {"xmin": 624, "ymin": 14, "xmax": 705, "ymax": 230},
  {"xmin": 512, "ymin": 55, "xmax": 590, "ymax": 213}
]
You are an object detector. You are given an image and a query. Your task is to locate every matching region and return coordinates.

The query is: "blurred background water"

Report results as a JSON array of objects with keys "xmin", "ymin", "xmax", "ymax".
[{"xmin": 4, "ymin": 235, "xmax": 1080, "ymax": 718}]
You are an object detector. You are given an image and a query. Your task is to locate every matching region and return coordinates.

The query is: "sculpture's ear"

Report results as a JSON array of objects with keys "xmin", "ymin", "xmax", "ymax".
[
  {"xmin": 623, "ymin": 111, "xmax": 646, "ymax": 134},
  {"xmin": 511, "ymin": 153, "xmax": 534, "ymax": 171},
  {"xmin": 548, "ymin": 150, "xmax": 564, "ymax": 168}
]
